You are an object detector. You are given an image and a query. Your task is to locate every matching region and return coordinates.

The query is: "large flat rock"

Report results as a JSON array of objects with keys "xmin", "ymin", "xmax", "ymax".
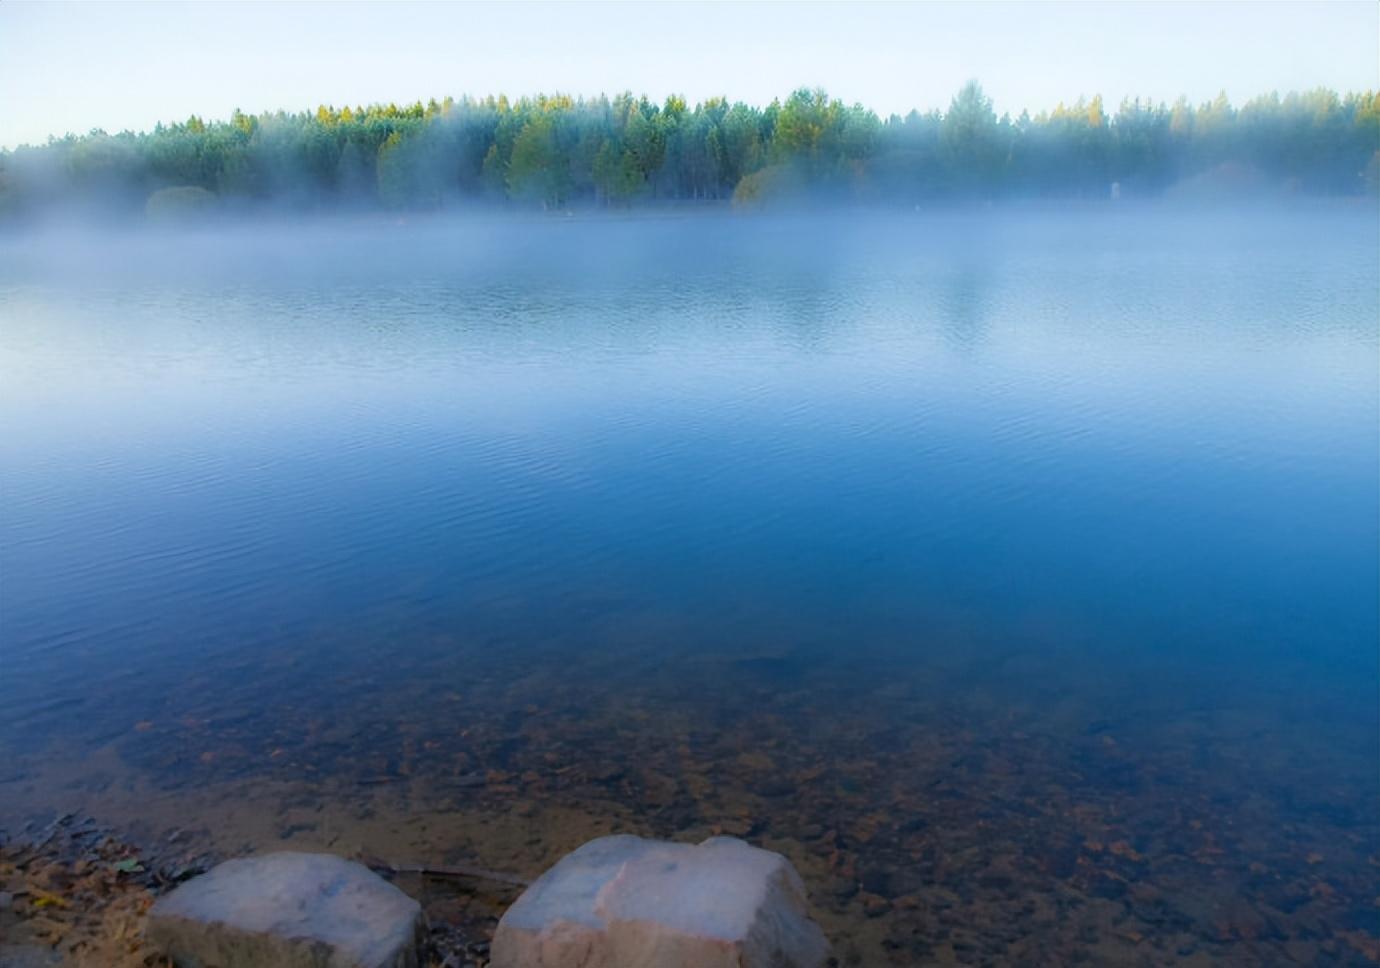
[
  {"xmin": 147, "ymin": 851, "xmax": 423, "ymax": 968},
  {"xmin": 492, "ymin": 835, "xmax": 829, "ymax": 968}
]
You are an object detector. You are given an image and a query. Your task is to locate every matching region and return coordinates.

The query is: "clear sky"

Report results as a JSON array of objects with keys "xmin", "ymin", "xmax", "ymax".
[{"xmin": 1, "ymin": 0, "xmax": 1376, "ymax": 149}]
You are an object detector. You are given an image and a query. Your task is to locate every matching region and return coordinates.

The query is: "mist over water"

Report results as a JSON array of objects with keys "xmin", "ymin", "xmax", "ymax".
[{"xmin": 1, "ymin": 207, "xmax": 1377, "ymax": 963}]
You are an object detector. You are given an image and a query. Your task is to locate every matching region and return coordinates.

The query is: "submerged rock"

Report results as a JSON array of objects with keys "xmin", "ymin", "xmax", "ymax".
[
  {"xmin": 491, "ymin": 834, "xmax": 828, "ymax": 968},
  {"xmin": 147, "ymin": 851, "xmax": 423, "ymax": 968}
]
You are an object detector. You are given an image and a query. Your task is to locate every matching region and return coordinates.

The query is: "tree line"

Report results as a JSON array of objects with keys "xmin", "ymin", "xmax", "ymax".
[{"xmin": 3, "ymin": 82, "xmax": 1377, "ymax": 219}]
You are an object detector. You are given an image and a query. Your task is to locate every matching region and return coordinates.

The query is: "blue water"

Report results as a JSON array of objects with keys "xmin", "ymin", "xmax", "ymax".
[{"xmin": 1, "ymin": 209, "xmax": 1377, "ymax": 962}]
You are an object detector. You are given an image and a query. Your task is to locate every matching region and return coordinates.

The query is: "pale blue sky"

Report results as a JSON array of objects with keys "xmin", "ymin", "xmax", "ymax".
[{"xmin": 1, "ymin": 1, "xmax": 1376, "ymax": 149}]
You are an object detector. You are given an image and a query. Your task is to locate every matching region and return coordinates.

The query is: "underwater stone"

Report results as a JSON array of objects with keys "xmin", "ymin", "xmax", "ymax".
[
  {"xmin": 147, "ymin": 851, "xmax": 423, "ymax": 968},
  {"xmin": 491, "ymin": 834, "xmax": 829, "ymax": 968}
]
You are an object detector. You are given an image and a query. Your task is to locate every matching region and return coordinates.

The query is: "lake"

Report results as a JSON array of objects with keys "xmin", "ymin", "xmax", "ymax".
[{"xmin": 1, "ymin": 208, "xmax": 1377, "ymax": 965}]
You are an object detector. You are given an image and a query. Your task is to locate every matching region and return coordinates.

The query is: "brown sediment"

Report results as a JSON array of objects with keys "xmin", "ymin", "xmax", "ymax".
[
  {"xmin": 0, "ymin": 816, "xmax": 168, "ymax": 968},
  {"xmin": 1, "ymin": 648, "xmax": 1377, "ymax": 968}
]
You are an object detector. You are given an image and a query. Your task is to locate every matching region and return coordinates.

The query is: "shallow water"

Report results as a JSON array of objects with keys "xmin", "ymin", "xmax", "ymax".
[{"xmin": 1, "ymin": 209, "xmax": 1377, "ymax": 965}]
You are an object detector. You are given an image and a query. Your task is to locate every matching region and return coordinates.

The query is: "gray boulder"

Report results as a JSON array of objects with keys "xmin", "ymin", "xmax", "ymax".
[
  {"xmin": 147, "ymin": 851, "xmax": 423, "ymax": 968},
  {"xmin": 492, "ymin": 835, "xmax": 828, "ymax": 968}
]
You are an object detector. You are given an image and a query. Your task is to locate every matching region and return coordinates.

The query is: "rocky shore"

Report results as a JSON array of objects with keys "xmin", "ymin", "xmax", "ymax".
[
  {"xmin": 0, "ymin": 817, "xmax": 499, "ymax": 968},
  {"xmin": 2, "ymin": 645, "xmax": 1377, "ymax": 967}
]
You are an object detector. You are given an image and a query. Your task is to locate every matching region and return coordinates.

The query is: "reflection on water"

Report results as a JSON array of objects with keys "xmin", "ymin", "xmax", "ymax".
[{"xmin": 1, "ymin": 210, "xmax": 1377, "ymax": 965}]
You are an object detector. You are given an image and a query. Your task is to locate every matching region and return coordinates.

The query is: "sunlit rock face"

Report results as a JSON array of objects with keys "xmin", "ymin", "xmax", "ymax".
[
  {"xmin": 492, "ymin": 835, "xmax": 829, "ymax": 968},
  {"xmin": 146, "ymin": 851, "xmax": 423, "ymax": 968}
]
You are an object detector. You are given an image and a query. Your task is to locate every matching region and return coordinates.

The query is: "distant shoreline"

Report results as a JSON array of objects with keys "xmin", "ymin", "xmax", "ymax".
[{"xmin": 4, "ymin": 85, "xmax": 1376, "ymax": 224}]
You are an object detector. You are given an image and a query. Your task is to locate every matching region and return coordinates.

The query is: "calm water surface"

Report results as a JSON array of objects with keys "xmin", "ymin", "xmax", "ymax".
[{"xmin": 1, "ymin": 210, "xmax": 1377, "ymax": 965}]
